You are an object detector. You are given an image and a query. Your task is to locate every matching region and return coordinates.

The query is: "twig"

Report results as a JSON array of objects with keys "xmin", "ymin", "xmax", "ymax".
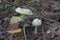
[{"xmin": 41, "ymin": 25, "xmax": 46, "ymax": 40}]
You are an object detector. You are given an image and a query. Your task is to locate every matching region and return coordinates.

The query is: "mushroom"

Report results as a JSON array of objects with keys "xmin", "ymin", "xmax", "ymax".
[
  {"xmin": 15, "ymin": 7, "xmax": 33, "ymax": 24},
  {"xmin": 15, "ymin": 7, "xmax": 33, "ymax": 15},
  {"xmin": 15, "ymin": 7, "xmax": 33, "ymax": 39},
  {"xmin": 32, "ymin": 18, "xmax": 42, "ymax": 34},
  {"xmin": 10, "ymin": 16, "xmax": 22, "ymax": 24}
]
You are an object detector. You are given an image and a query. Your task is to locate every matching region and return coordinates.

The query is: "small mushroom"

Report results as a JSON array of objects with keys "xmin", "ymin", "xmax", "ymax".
[
  {"xmin": 15, "ymin": 7, "xmax": 33, "ymax": 15},
  {"xmin": 32, "ymin": 18, "xmax": 42, "ymax": 34},
  {"xmin": 10, "ymin": 16, "xmax": 22, "ymax": 24}
]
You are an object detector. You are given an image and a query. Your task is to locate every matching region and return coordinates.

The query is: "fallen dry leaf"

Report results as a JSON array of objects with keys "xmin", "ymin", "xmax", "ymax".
[
  {"xmin": 14, "ymin": 0, "xmax": 20, "ymax": 5},
  {"xmin": 7, "ymin": 29, "xmax": 22, "ymax": 34}
]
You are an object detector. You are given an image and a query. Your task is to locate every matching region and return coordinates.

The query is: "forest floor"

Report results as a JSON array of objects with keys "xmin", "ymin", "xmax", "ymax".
[{"xmin": 0, "ymin": 0, "xmax": 60, "ymax": 40}]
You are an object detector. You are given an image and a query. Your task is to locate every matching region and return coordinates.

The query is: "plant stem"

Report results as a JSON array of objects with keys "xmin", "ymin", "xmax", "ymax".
[
  {"xmin": 34, "ymin": 26, "xmax": 37, "ymax": 34},
  {"xmin": 23, "ymin": 25, "xmax": 27, "ymax": 40}
]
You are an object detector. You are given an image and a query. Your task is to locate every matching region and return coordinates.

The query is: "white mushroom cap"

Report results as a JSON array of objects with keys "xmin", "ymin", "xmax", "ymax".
[
  {"xmin": 15, "ymin": 7, "xmax": 33, "ymax": 15},
  {"xmin": 10, "ymin": 16, "xmax": 22, "ymax": 24},
  {"xmin": 15, "ymin": 7, "xmax": 22, "ymax": 13},
  {"xmin": 32, "ymin": 18, "xmax": 42, "ymax": 26}
]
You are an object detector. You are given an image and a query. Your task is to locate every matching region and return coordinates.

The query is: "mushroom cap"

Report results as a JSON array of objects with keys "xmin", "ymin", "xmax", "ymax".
[
  {"xmin": 15, "ymin": 7, "xmax": 33, "ymax": 15},
  {"xmin": 32, "ymin": 18, "xmax": 42, "ymax": 26},
  {"xmin": 10, "ymin": 16, "xmax": 22, "ymax": 24}
]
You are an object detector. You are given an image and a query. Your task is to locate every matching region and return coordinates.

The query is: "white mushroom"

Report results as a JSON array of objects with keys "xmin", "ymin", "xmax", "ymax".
[
  {"xmin": 10, "ymin": 16, "xmax": 22, "ymax": 24},
  {"xmin": 32, "ymin": 18, "xmax": 42, "ymax": 34},
  {"xmin": 15, "ymin": 7, "xmax": 33, "ymax": 15}
]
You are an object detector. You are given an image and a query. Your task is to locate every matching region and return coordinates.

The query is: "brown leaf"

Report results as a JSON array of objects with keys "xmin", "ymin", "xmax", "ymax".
[
  {"xmin": 14, "ymin": 0, "xmax": 20, "ymax": 5},
  {"xmin": 7, "ymin": 29, "xmax": 22, "ymax": 34}
]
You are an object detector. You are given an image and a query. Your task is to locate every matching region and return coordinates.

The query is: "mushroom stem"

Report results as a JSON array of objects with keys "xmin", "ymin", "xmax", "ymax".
[
  {"xmin": 23, "ymin": 24, "xmax": 27, "ymax": 40},
  {"xmin": 34, "ymin": 26, "xmax": 38, "ymax": 34}
]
